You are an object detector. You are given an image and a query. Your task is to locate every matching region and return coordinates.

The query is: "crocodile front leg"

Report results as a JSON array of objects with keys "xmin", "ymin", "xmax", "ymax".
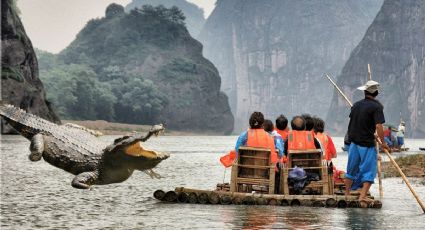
[
  {"xmin": 71, "ymin": 171, "xmax": 99, "ymax": 189},
  {"xmin": 29, "ymin": 134, "xmax": 44, "ymax": 161}
]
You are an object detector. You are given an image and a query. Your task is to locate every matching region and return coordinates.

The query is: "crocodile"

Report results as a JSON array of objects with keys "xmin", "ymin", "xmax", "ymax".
[{"xmin": 0, "ymin": 103, "xmax": 169, "ymax": 189}]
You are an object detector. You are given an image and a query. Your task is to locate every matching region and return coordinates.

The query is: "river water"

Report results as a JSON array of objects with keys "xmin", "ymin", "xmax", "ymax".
[{"xmin": 1, "ymin": 135, "xmax": 424, "ymax": 229}]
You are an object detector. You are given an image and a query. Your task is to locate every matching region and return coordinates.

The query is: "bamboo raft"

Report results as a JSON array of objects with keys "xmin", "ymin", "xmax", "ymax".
[
  {"xmin": 154, "ymin": 147, "xmax": 382, "ymax": 209},
  {"xmin": 153, "ymin": 187, "xmax": 382, "ymax": 208}
]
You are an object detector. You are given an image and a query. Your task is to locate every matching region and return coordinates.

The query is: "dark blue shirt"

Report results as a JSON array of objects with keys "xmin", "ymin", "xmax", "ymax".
[{"xmin": 348, "ymin": 98, "xmax": 385, "ymax": 147}]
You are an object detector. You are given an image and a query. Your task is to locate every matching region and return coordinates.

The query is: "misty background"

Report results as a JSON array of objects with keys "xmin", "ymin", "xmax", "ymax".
[
  {"xmin": 17, "ymin": 0, "xmax": 215, "ymax": 53},
  {"xmin": 3, "ymin": 0, "xmax": 424, "ymax": 137}
]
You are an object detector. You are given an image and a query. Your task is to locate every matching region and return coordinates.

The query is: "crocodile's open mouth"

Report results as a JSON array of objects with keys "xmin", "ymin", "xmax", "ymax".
[{"xmin": 124, "ymin": 142, "xmax": 168, "ymax": 159}]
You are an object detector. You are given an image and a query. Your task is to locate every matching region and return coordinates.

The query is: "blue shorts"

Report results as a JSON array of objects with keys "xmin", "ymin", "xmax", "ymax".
[
  {"xmin": 397, "ymin": 137, "xmax": 404, "ymax": 146},
  {"xmin": 384, "ymin": 136, "xmax": 393, "ymax": 147},
  {"xmin": 345, "ymin": 143, "xmax": 377, "ymax": 184}
]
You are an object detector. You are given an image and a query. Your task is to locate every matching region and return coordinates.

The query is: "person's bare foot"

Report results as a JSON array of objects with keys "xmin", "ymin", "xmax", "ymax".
[{"xmin": 359, "ymin": 197, "xmax": 374, "ymax": 208}]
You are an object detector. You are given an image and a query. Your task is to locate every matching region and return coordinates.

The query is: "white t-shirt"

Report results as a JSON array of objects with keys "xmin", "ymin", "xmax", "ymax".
[{"xmin": 397, "ymin": 125, "xmax": 405, "ymax": 137}]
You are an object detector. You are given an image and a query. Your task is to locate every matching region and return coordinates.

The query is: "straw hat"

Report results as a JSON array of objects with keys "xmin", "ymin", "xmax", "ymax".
[{"xmin": 357, "ymin": 80, "xmax": 379, "ymax": 93}]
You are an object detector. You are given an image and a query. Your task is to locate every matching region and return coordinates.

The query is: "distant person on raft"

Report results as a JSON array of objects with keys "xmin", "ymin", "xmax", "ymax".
[
  {"xmin": 396, "ymin": 121, "xmax": 406, "ymax": 149},
  {"xmin": 344, "ymin": 80, "xmax": 389, "ymax": 204}
]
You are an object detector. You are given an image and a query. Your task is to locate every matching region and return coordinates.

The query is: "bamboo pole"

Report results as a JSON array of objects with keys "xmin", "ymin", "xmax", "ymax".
[
  {"xmin": 188, "ymin": 192, "xmax": 198, "ymax": 204},
  {"xmin": 324, "ymin": 74, "xmax": 353, "ymax": 107},
  {"xmin": 376, "ymin": 141, "xmax": 383, "ymax": 200},
  {"xmin": 177, "ymin": 192, "xmax": 189, "ymax": 203},
  {"xmin": 367, "ymin": 63, "xmax": 372, "ymax": 81},
  {"xmin": 368, "ymin": 64, "xmax": 383, "ymax": 201},
  {"xmin": 154, "ymin": 190, "xmax": 165, "ymax": 200},
  {"xmin": 381, "ymin": 147, "xmax": 425, "ymax": 213}
]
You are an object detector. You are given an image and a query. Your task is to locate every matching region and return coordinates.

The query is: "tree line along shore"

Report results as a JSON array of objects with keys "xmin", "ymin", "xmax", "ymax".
[{"xmin": 63, "ymin": 120, "xmax": 215, "ymax": 136}]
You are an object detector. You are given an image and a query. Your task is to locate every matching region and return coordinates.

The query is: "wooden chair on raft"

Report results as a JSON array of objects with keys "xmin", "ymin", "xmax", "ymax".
[
  {"xmin": 280, "ymin": 148, "xmax": 333, "ymax": 195},
  {"xmin": 230, "ymin": 147, "xmax": 276, "ymax": 194}
]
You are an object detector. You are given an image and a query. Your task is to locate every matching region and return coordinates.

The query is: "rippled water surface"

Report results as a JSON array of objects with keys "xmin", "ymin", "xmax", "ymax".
[{"xmin": 1, "ymin": 135, "xmax": 425, "ymax": 229}]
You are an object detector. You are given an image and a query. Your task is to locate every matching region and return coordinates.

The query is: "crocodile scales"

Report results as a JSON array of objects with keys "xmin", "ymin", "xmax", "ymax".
[{"xmin": 0, "ymin": 103, "xmax": 169, "ymax": 189}]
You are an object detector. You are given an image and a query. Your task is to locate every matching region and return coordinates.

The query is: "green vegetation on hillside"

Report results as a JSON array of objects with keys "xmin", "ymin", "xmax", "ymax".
[
  {"xmin": 125, "ymin": 0, "xmax": 205, "ymax": 36},
  {"xmin": 37, "ymin": 3, "xmax": 233, "ymax": 133},
  {"xmin": 37, "ymin": 48, "xmax": 167, "ymax": 123},
  {"xmin": 60, "ymin": 5, "xmax": 186, "ymax": 69},
  {"xmin": 36, "ymin": 5, "xmax": 190, "ymax": 123}
]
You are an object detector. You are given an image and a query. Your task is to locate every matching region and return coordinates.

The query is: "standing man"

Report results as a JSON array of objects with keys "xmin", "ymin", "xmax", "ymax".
[
  {"xmin": 397, "ymin": 121, "xmax": 406, "ymax": 149},
  {"xmin": 344, "ymin": 80, "xmax": 389, "ymax": 203}
]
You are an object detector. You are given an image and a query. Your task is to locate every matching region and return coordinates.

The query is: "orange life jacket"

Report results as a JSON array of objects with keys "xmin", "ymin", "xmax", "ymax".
[
  {"xmin": 246, "ymin": 129, "xmax": 277, "ymax": 164},
  {"xmin": 287, "ymin": 130, "xmax": 316, "ymax": 150},
  {"xmin": 275, "ymin": 129, "xmax": 289, "ymax": 141},
  {"xmin": 314, "ymin": 132, "xmax": 330, "ymax": 160}
]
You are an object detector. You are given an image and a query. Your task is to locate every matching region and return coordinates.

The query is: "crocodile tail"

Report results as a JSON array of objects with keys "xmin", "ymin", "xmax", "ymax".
[
  {"xmin": 0, "ymin": 103, "xmax": 19, "ymax": 118},
  {"xmin": 0, "ymin": 103, "xmax": 32, "ymax": 119},
  {"xmin": 0, "ymin": 103, "xmax": 42, "ymax": 123},
  {"xmin": 0, "ymin": 103, "xmax": 50, "ymax": 136}
]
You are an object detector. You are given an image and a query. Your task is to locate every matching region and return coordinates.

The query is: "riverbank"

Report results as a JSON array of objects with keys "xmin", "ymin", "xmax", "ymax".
[
  {"xmin": 63, "ymin": 120, "xmax": 213, "ymax": 136},
  {"xmin": 382, "ymin": 154, "xmax": 425, "ymax": 184}
]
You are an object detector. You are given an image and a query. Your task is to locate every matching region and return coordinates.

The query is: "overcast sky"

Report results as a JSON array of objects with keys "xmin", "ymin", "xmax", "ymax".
[{"xmin": 17, "ymin": 0, "xmax": 216, "ymax": 53}]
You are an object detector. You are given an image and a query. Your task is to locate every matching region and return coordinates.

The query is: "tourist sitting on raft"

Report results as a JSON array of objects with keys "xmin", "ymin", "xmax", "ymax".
[
  {"xmin": 273, "ymin": 115, "xmax": 289, "ymax": 141},
  {"xmin": 302, "ymin": 114, "xmax": 315, "ymax": 131},
  {"xmin": 262, "ymin": 119, "xmax": 284, "ymax": 158},
  {"xmin": 235, "ymin": 111, "xmax": 283, "ymax": 164},
  {"xmin": 312, "ymin": 117, "xmax": 337, "ymax": 161},
  {"xmin": 384, "ymin": 126, "xmax": 393, "ymax": 148},
  {"xmin": 383, "ymin": 125, "xmax": 402, "ymax": 151},
  {"xmin": 283, "ymin": 116, "xmax": 321, "ymax": 156},
  {"xmin": 263, "ymin": 119, "xmax": 286, "ymax": 193}
]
